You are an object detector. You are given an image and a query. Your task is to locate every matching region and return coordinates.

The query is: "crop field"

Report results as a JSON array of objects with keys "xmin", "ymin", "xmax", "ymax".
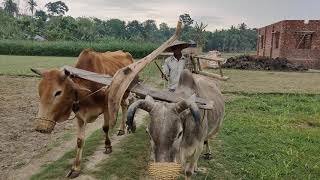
[{"xmin": 0, "ymin": 55, "xmax": 319, "ymax": 179}]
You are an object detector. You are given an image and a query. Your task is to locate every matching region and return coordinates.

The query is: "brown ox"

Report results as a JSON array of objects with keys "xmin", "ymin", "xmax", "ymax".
[{"xmin": 31, "ymin": 49, "xmax": 133, "ymax": 178}]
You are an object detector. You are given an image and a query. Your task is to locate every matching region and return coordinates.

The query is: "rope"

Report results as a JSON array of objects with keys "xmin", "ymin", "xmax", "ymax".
[{"xmin": 79, "ymin": 86, "xmax": 107, "ymax": 102}]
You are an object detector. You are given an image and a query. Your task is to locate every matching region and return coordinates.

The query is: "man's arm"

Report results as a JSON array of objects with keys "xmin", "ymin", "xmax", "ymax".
[{"xmin": 162, "ymin": 57, "xmax": 171, "ymax": 78}]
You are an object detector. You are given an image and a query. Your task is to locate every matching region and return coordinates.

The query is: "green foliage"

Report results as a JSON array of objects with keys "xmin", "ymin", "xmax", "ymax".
[
  {"xmin": 204, "ymin": 24, "xmax": 257, "ymax": 52},
  {"xmin": 45, "ymin": 1, "xmax": 69, "ymax": 16},
  {"xmin": 179, "ymin": 13, "xmax": 194, "ymax": 26},
  {"xmin": 0, "ymin": 9, "xmax": 23, "ymax": 39},
  {"xmin": 27, "ymin": 0, "xmax": 37, "ymax": 16},
  {"xmin": 0, "ymin": 40, "xmax": 158, "ymax": 58},
  {"xmin": 91, "ymin": 124, "xmax": 150, "ymax": 179},
  {"xmin": 0, "ymin": 7, "xmax": 257, "ymax": 52},
  {"xmin": 3, "ymin": 0, "xmax": 18, "ymax": 16},
  {"xmin": 35, "ymin": 10, "xmax": 48, "ymax": 21}
]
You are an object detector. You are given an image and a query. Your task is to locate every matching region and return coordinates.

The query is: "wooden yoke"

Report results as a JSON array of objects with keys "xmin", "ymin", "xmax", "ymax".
[{"xmin": 107, "ymin": 21, "xmax": 183, "ymax": 128}]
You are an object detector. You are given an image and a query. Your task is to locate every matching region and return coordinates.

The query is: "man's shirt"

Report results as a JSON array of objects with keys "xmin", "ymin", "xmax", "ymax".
[{"xmin": 162, "ymin": 56, "xmax": 188, "ymax": 90}]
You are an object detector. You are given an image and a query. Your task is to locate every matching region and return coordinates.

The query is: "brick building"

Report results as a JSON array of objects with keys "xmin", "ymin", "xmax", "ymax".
[{"xmin": 257, "ymin": 20, "xmax": 320, "ymax": 69}]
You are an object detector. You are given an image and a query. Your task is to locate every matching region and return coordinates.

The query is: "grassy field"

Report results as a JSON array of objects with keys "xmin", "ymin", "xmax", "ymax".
[
  {"xmin": 221, "ymin": 51, "xmax": 256, "ymax": 59},
  {"xmin": 0, "ymin": 55, "xmax": 74, "ymax": 76},
  {"xmin": 2, "ymin": 55, "xmax": 320, "ymax": 179},
  {"xmin": 208, "ymin": 69, "xmax": 320, "ymax": 94},
  {"xmin": 2, "ymin": 54, "xmax": 318, "ymax": 94}
]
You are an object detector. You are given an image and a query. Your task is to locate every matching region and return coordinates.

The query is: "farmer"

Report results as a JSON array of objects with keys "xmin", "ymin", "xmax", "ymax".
[{"xmin": 162, "ymin": 40, "xmax": 196, "ymax": 91}]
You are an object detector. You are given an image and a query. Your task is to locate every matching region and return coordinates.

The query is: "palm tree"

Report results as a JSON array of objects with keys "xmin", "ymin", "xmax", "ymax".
[
  {"xmin": 4, "ymin": 0, "xmax": 19, "ymax": 17},
  {"xmin": 194, "ymin": 22, "xmax": 208, "ymax": 48},
  {"xmin": 28, "ymin": 0, "xmax": 37, "ymax": 17}
]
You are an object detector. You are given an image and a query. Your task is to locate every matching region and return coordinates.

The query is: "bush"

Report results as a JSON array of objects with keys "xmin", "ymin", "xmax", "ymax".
[{"xmin": 0, "ymin": 40, "xmax": 158, "ymax": 58}]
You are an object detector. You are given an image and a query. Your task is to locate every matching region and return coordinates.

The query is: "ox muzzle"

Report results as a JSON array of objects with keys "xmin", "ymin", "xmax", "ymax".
[{"xmin": 35, "ymin": 117, "xmax": 56, "ymax": 134}]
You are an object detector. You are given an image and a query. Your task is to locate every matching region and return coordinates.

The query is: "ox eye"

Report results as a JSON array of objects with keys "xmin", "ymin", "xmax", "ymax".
[{"xmin": 54, "ymin": 91, "xmax": 62, "ymax": 97}]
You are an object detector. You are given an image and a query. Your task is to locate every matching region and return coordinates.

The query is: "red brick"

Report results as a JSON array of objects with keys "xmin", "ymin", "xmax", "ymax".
[{"xmin": 257, "ymin": 20, "xmax": 320, "ymax": 69}]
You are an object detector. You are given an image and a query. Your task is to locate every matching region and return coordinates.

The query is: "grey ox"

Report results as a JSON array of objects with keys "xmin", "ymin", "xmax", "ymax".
[{"xmin": 127, "ymin": 69, "xmax": 225, "ymax": 179}]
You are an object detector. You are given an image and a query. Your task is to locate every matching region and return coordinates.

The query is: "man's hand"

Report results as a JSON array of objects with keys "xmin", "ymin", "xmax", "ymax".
[{"xmin": 161, "ymin": 73, "xmax": 169, "ymax": 80}]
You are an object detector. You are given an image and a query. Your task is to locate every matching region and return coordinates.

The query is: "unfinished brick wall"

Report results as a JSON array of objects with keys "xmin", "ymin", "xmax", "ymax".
[{"xmin": 257, "ymin": 20, "xmax": 320, "ymax": 69}]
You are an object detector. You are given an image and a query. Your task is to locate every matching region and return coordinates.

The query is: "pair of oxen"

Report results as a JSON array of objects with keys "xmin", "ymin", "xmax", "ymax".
[{"xmin": 31, "ymin": 49, "xmax": 224, "ymax": 179}]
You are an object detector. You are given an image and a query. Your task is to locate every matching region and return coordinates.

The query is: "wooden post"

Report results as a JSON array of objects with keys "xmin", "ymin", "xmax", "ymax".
[
  {"xmin": 196, "ymin": 57, "xmax": 202, "ymax": 72},
  {"xmin": 218, "ymin": 61, "xmax": 223, "ymax": 77},
  {"xmin": 189, "ymin": 56, "xmax": 198, "ymax": 73}
]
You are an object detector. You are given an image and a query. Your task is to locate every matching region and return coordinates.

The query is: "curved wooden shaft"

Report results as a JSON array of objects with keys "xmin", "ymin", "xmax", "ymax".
[{"xmin": 107, "ymin": 21, "xmax": 183, "ymax": 127}]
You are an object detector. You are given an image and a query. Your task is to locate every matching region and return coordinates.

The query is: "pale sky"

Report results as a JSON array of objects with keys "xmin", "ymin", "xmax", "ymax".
[{"xmin": 16, "ymin": 0, "xmax": 320, "ymax": 30}]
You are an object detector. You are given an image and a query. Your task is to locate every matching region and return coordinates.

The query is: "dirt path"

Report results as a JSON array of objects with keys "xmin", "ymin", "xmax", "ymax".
[
  {"xmin": 76, "ymin": 110, "xmax": 147, "ymax": 180},
  {"xmin": 8, "ymin": 117, "xmax": 103, "ymax": 180},
  {"xmin": 0, "ymin": 76, "xmax": 80, "ymax": 180}
]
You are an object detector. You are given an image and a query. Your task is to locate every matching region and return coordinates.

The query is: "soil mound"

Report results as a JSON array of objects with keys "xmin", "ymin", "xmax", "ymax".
[{"xmin": 222, "ymin": 55, "xmax": 307, "ymax": 71}]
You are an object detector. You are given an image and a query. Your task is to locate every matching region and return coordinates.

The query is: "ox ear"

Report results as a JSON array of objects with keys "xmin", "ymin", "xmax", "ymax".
[
  {"xmin": 58, "ymin": 69, "xmax": 71, "ymax": 81},
  {"xmin": 31, "ymin": 68, "xmax": 45, "ymax": 76}
]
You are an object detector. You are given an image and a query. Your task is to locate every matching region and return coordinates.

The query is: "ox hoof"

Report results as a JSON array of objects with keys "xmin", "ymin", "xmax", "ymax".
[
  {"xmin": 185, "ymin": 170, "xmax": 193, "ymax": 178},
  {"xmin": 66, "ymin": 169, "xmax": 81, "ymax": 179},
  {"xmin": 104, "ymin": 146, "xmax": 112, "ymax": 154},
  {"xmin": 203, "ymin": 153, "xmax": 213, "ymax": 160},
  {"xmin": 117, "ymin": 130, "xmax": 125, "ymax": 136}
]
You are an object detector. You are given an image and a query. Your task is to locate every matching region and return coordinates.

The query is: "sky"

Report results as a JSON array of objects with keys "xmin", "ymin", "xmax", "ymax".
[{"xmin": 16, "ymin": 0, "xmax": 320, "ymax": 30}]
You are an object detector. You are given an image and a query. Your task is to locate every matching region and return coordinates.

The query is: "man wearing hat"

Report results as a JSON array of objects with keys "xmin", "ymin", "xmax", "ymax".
[{"xmin": 162, "ymin": 40, "xmax": 195, "ymax": 91}]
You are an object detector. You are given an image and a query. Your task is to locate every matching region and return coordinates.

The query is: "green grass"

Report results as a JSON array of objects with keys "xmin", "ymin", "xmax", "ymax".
[
  {"xmin": 191, "ymin": 94, "xmax": 320, "ymax": 179},
  {"xmin": 221, "ymin": 51, "xmax": 256, "ymax": 59},
  {"xmin": 0, "ymin": 55, "xmax": 74, "ymax": 76},
  {"xmin": 207, "ymin": 69, "xmax": 320, "ymax": 94},
  {"xmin": 91, "ymin": 119, "xmax": 150, "ymax": 179}
]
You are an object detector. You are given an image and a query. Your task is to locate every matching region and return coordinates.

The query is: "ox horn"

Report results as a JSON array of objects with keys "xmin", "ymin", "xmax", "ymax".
[
  {"xmin": 127, "ymin": 96, "xmax": 155, "ymax": 132},
  {"xmin": 30, "ymin": 68, "xmax": 45, "ymax": 76},
  {"xmin": 175, "ymin": 94, "xmax": 200, "ymax": 124}
]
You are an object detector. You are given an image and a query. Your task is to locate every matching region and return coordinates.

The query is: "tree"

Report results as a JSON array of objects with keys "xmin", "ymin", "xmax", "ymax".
[
  {"xmin": 104, "ymin": 19, "xmax": 126, "ymax": 38},
  {"xmin": 159, "ymin": 22, "xmax": 171, "ymax": 40},
  {"xmin": 27, "ymin": 0, "xmax": 37, "ymax": 16},
  {"xmin": 126, "ymin": 20, "xmax": 144, "ymax": 40},
  {"xmin": 45, "ymin": 1, "xmax": 69, "ymax": 16},
  {"xmin": 0, "ymin": 8, "xmax": 23, "ymax": 39},
  {"xmin": 4, "ymin": 0, "xmax": 19, "ymax": 16},
  {"xmin": 179, "ymin": 13, "xmax": 193, "ymax": 26},
  {"xmin": 193, "ymin": 21, "xmax": 208, "ymax": 48},
  {"xmin": 238, "ymin": 23, "xmax": 247, "ymax": 31},
  {"xmin": 142, "ymin": 19, "xmax": 158, "ymax": 41},
  {"xmin": 35, "ymin": 10, "xmax": 48, "ymax": 21}
]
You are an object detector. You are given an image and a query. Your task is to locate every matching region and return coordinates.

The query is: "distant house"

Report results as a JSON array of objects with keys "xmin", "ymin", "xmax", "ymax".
[{"xmin": 257, "ymin": 20, "xmax": 320, "ymax": 69}]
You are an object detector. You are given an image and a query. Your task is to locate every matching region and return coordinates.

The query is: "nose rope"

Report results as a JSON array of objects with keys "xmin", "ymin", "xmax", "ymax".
[{"xmin": 78, "ymin": 86, "xmax": 108, "ymax": 102}]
